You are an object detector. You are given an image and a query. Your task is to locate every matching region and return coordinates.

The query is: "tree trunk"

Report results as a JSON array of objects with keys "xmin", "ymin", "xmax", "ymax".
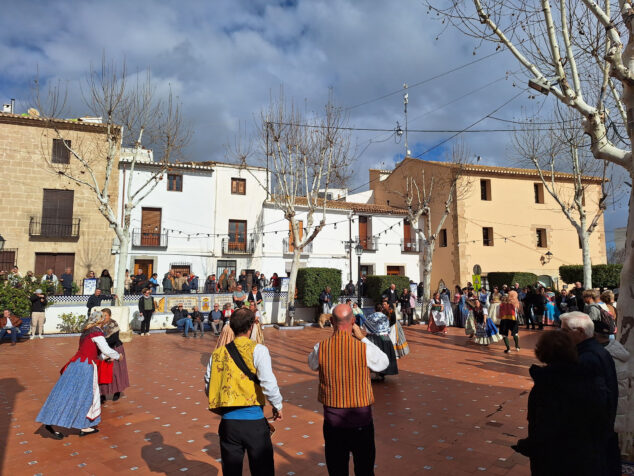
[
  {"xmin": 420, "ymin": 241, "xmax": 434, "ymax": 311},
  {"xmin": 579, "ymin": 223, "xmax": 593, "ymax": 289},
  {"xmin": 114, "ymin": 229, "xmax": 130, "ymax": 302},
  {"xmin": 285, "ymin": 248, "xmax": 301, "ymax": 326}
]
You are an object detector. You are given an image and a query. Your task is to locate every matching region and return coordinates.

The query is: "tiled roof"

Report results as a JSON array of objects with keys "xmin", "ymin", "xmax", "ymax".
[
  {"xmin": 119, "ymin": 158, "xmax": 267, "ymax": 172},
  {"xmin": 0, "ymin": 112, "xmax": 117, "ymax": 133},
  {"xmin": 276, "ymin": 196, "xmax": 408, "ymax": 215},
  {"xmin": 399, "ymin": 158, "xmax": 604, "ymax": 182}
]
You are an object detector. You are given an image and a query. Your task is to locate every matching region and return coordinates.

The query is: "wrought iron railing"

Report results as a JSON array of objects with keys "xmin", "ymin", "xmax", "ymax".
[
  {"xmin": 401, "ymin": 238, "xmax": 420, "ymax": 253},
  {"xmin": 282, "ymin": 238, "xmax": 313, "ymax": 254},
  {"xmin": 222, "ymin": 238, "xmax": 255, "ymax": 254},
  {"xmin": 29, "ymin": 217, "xmax": 80, "ymax": 239},
  {"xmin": 132, "ymin": 229, "xmax": 168, "ymax": 247}
]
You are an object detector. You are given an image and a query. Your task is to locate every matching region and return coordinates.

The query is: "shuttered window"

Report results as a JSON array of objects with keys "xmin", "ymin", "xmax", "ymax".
[
  {"xmin": 42, "ymin": 189, "xmax": 74, "ymax": 236},
  {"xmin": 167, "ymin": 174, "xmax": 182, "ymax": 192},
  {"xmin": 34, "ymin": 253, "xmax": 75, "ymax": 277},
  {"xmin": 141, "ymin": 208, "xmax": 162, "ymax": 246},
  {"xmin": 231, "ymin": 178, "xmax": 246, "ymax": 195},
  {"xmin": 52, "ymin": 139, "xmax": 71, "ymax": 164}
]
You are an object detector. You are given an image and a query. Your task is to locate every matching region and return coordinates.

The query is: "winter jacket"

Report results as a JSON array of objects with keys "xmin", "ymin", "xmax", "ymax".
[
  {"xmin": 514, "ymin": 362, "xmax": 608, "ymax": 476},
  {"xmin": 605, "ymin": 340, "xmax": 633, "ymax": 433},
  {"xmin": 98, "ymin": 276, "xmax": 113, "ymax": 293},
  {"xmin": 162, "ymin": 274, "xmax": 173, "ymax": 292}
]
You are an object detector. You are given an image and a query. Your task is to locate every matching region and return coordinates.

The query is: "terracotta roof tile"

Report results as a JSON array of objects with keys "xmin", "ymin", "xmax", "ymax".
[{"xmin": 280, "ymin": 196, "xmax": 408, "ymax": 215}]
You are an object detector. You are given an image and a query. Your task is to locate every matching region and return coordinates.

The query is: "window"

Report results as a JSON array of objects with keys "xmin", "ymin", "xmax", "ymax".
[
  {"xmin": 228, "ymin": 220, "xmax": 247, "ymax": 251},
  {"xmin": 52, "ymin": 139, "xmax": 71, "ymax": 164},
  {"xmin": 480, "ymin": 179, "xmax": 491, "ymax": 201},
  {"xmin": 141, "ymin": 208, "xmax": 162, "ymax": 246},
  {"xmin": 231, "ymin": 178, "xmax": 246, "ymax": 195},
  {"xmin": 0, "ymin": 249, "xmax": 17, "ymax": 273},
  {"xmin": 482, "ymin": 227, "xmax": 494, "ymax": 246},
  {"xmin": 167, "ymin": 174, "xmax": 182, "ymax": 192},
  {"xmin": 41, "ymin": 189, "xmax": 74, "ymax": 237},
  {"xmin": 536, "ymin": 228, "xmax": 548, "ymax": 248},
  {"xmin": 439, "ymin": 228, "xmax": 448, "ymax": 247},
  {"xmin": 217, "ymin": 259, "xmax": 236, "ymax": 278},
  {"xmin": 534, "ymin": 183, "xmax": 544, "ymax": 204}
]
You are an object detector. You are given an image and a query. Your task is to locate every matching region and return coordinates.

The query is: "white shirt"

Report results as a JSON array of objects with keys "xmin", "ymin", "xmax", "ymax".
[
  {"xmin": 204, "ymin": 342, "xmax": 283, "ymax": 411},
  {"xmin": 308, "ymin": 337, "xmax": 389, "ymax": 372},
  {"xmin": 92, "ymin": 335, "xmax": 120, "ymax": 360},
  {"xmin": 3, "ymin": 315, "xmax": 14, "ymax": 329},
  {"xmin": 41, "ymin": 273, "xmax": 58, "ymax": 284}
]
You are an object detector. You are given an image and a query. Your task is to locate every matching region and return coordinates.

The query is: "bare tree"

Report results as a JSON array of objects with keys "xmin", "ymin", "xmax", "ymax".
[
  {"xmin": 426, "ymin": 0, "xmax": 634, "ymax": 376},
  {"xmin": 513, "ymin": 110, "xmax": 610, "ymax": 288},
  {"xmin": 400, "ymin": 144, "xmax": 471, "ymax": 308},
  {"xmin": 36, "ymin": 57, "xmax": 188, "ymax": 306},
  {"xmin": 236, "ymin": 93, "xmax": 354, "ymax": 325}
]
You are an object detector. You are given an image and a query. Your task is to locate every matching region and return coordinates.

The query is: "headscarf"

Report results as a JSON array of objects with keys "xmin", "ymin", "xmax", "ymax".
[
  {"xmin": 82, "ymin": 311, "xmax": 103, "ymax": 336},
  {"xmin": 102, "ymin": 318, "xmax": 120, "ymax": 338}
]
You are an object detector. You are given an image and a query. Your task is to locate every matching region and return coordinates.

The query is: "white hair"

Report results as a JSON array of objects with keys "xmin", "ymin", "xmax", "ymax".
[{"xmin": 560, "ymin": 311, "xmax": 594, "ymax": 339}]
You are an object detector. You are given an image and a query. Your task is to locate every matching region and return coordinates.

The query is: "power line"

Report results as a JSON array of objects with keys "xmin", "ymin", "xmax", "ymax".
[{"xmin": 344, "ymin": 50, "xmax": 504, "ymax": 111}]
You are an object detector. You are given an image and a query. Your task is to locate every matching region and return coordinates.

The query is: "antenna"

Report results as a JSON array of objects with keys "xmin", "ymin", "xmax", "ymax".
[{"xmin": 403, "ymin": 83, "xmax": 410, "ymax": 157}]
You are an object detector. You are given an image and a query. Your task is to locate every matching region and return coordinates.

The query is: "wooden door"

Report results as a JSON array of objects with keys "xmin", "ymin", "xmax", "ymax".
[
  {"xmin": 35, "ymin": 253, "xmax": 75, "ymax": 276},
  {"xmin": 134, "ymin": 259, "xmax": 153, "ymax": 277},
  {"xmin": 358, "ymin": 216, "xmax": 368, "ymax": 249},
  {"xmin": 288, "ymin": 220, "xmax": 303, "ymax": 252},
  {"xmin": 403, "ymin": 219, "xmax": 413, "ymax": 250},
  {"xmin": 141, "ymin": 208, "xmax": 162, "ymax": 246},
  {"xmin": 0, "ymin": 250, "xmax": 16, "ymax": 273},
  {"xmin": 228, "ymin": 220, "xmax": 247, "ymax": 251},
  {"xmin": 42, "ymin": 189, "xmax": 74, "ymax": 236}
]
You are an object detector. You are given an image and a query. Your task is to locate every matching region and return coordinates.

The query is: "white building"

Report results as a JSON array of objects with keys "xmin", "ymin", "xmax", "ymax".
[{"xmin": 117, "ymin": 153, "xmax": 269, "ymax": 283}]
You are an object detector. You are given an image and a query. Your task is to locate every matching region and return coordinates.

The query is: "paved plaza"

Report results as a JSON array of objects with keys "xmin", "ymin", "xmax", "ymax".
[{"xmin": 0, "ymin": 326, "xmax": 545, "ymax": 475}]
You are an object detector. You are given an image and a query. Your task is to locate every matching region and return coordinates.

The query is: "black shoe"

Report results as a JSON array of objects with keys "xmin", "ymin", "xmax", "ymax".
[
  {"xmin": 100, "ymin": 395, "xmax": 106, "ymax": 404},
  {"xmin": 504, "ymin": 348, "xmax": 510, "ymax": 353},
  {"xmin": 45, "ymin": 425, "xmax": 64, "ymax": 439},
  {"xmin": 79, "ymin": 428, "xmax": 100, "ymax": 437},
  {"xmin": 113, "ymin": 392, "xmax": 121, "ymax": 402}
]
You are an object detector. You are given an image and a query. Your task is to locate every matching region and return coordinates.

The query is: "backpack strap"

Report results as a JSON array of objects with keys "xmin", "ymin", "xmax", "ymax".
[{"xmin": 225, "ymin": 341, "xmax": 260, "ymax": 386}]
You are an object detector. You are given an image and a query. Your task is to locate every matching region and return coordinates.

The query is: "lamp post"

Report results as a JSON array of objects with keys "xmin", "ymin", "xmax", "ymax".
[{"xmin": 355, "ymin": 242, "xmax": 363, "ymax": 307}]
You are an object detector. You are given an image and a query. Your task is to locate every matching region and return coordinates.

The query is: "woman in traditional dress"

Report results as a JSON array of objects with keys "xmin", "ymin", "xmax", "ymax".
[
  {"xmin": 214, "ymin": 303, "xmax": 235, "ymax": 349},
  {"xmin": 364, "ymin": 303, "xmax": 398, "ymax": 381},
  {"xmin": 99, "ymin": 309, "xmax": 130, "ymax": 404},
  {"xmin": 428, "ymin": 292, "xmax": 447, "ymax": 334},
  {"xmin": 249, "ymin": 302, "xmax": 264, "ymax": 344},
  {"xmin": 440, "ymin": 288, "xmax": 454, "ymax": 327},
  {"xmin": 453, "ymin": 286, "xmax": 463, "ymax": 327},
  {"xmin": 464, "ymin": 297, "xmax": 477, "ymax": 340},
  {"xmin": 488, "ymin": 287, "xmax": 502, "ymax": 325},
  {"xmin": 498, "ymin": 295, "xmax": 520, "ymax": 353},
  {"xmin": 545, "ymin": 294, "xmax": 556, "ymax": 326},
  {"xmin": 36, "ymin": 311, "xmax": 121, "ymax": 438},
  {"xmin": 508, "ymin": 290, "xmax": 523, "ymax": 326},
  {"xmin": 471, "ymin": 298, "xmax": 501, "ymax": 346}
]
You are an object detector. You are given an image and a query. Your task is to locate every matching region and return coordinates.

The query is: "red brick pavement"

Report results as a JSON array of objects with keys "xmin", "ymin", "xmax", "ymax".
[{"xmin": 0, "ymin": 326, "xmax": 545, "ymax": 475}]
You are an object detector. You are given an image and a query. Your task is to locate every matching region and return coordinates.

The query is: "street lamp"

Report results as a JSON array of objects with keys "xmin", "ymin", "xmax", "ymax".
[
  {"xmin": 355, "ymin": 242, "xmax": 364, "ymax": 306},
  {"xmin": 0, "ymin": 234, "xmax": 5, "ymax": 251}
]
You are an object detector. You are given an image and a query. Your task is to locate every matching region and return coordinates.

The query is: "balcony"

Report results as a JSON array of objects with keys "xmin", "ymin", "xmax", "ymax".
[
  {"xmin": 357, "ymin": 235, "xmax": 377, "ymax": 252},
  {"xmin": 401, "ymin": 238, "xmax": 420, "ymax": 253},
  {"xmin": 29, "ymin": 217, "xmax": 80, "ymax": 240},
  {"xmin": 132, "ymin": 229, "xmax": 168, "ymax": 248},
  {"xmin": 282, "ymin": 238, "xmax": 313, "ymax": 254},
  {"xmin": 222, "ymin": 238, "xmax": 254, "ymax": 255}
]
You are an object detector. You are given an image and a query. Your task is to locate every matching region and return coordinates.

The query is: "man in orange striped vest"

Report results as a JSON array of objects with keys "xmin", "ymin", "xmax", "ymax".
[{"xmin": 308, "ymin": 303, "xmax": 389, "ymax": 475}]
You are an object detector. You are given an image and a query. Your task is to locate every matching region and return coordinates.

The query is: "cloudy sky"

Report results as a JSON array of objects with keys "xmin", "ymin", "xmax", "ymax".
[{"xmin": 0, "ymin": 0, "xmax": 627, "ymax": 244}]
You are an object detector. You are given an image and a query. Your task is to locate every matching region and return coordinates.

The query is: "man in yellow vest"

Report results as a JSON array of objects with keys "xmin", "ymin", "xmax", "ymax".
[
  {"xmin": 205, "ymin": 308, "xmax": 283, "ymax": 476},
  {"xmin": 308, "ymin": 303, "xmax": 389, "ymax": 475}
]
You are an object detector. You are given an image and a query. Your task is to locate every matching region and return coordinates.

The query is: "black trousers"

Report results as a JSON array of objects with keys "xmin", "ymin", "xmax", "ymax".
[
  {"xmin": 141, "ymin": 310, "xmax": 153, "ymax": 333},
  {"xmin": 219, "ymin": 418, "xmax": 274, "ymax": 476},
  {"xmin": 323, "ymin": 421, "xmax": 375, "ymax": 476}
]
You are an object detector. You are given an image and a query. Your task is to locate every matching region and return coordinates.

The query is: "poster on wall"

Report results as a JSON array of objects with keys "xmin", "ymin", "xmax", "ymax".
[
  {"xmin": 83, "ymin": 278, "xmax": 97, "ymax": 295},
  {"xmin": 212, "ymin": 294, "xmax": 233, "ymax": 309},
  {"xmin": 410, "ymin": 283, "xmax": 418, "ymax": 296},
  {"xmin": 279, "ymin": 277, "xmax": 289, "ymax": 293}
]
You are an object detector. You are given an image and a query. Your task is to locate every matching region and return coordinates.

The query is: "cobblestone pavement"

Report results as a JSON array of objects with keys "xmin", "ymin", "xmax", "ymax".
[{"xmin": 0, "ymin": 325, "xmax": 545, "ymax": 475}]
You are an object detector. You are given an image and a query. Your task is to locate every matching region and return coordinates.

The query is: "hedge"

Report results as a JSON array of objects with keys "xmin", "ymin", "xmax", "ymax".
[
  {"xmin": 296, "ymin": 268, "xmax": 342, "ymax": 307},
  {"xmin": 559, "ymin": 264, "xmax": 622, "ymax": 288},
  {"xmin": 486, "ymin": 272, "xmax": 539, "ymax": 289},
  {"xmin": 0, "ymin": 276, "xmax": 48, "ymax": 318},
  {"xmin": 365, "ymin": 275, "xmax": 411, "ymax": 302}
]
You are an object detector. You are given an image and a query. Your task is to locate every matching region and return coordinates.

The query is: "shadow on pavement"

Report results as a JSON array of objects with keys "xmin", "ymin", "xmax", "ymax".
[
  {"xmin": 0, "ymin": 378, "xmax": 25, "ymax": 471},
  {"xmin": 141, "ymin": 431, "xmax": 218, "ymax": 475}
]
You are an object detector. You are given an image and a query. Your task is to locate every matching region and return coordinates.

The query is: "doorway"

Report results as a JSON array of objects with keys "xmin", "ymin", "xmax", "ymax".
[
  {"xmin": 134, "ymin": 259, "xmax": 153, "ymax": 277},
  {"xmin": 35, "ymin": 252, "xmax": 75, "ymax": 277}
]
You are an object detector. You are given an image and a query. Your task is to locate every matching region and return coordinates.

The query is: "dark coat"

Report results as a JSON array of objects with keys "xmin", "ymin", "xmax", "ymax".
[
  {"xmin": 0, "ymin": 314, "xmax": 22, "ymax": 328},
  {"xmin": 138, "ymin": 296, "xmax": 156, "ymax": 313},
  {"xmin": 383, "ymin": 288, "xmax": 398, "ymax": 305},
  {"xmin": 515, "ymin": 362, "xmax": 608, "ymax": 476},
  {"xmin": 30, "ymin": 294, "xmax": 47, "ymax": 313}
]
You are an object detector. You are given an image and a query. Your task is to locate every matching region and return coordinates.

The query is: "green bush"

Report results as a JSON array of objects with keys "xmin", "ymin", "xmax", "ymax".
[
  {"xmin": 56, "ymin": 312, "xmax": 86, "ymax": 333},
  {"xmin": 365, "ymin": 275, "xmax": 411, "ymax": 302},
  {"xmin": 0, "ymin": 277, "xmax": 48, "ymax": 318},
  {"xmin": 559, "ymin": 264, "xmax": 622, "ymax": 288},
  {"xmin": 486, "ymin": 272, "xmax": 539, "ymax": 289},
  {"xmin": 296, "ymin": 268, "xmax": 342, "ymax": 307}
]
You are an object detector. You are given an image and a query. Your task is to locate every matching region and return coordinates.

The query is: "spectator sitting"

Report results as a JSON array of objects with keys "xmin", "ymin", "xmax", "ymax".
[
  {"xmin": 221, "ymin": 302, "xmax": 233, "ymax": 326},
  {"xmin": 209, "ymin": 303, "xmax": 223, "ymax": 336},
  {"xmin": 233, "ymin": 285, "xmax": 247, "ymax": 309},
  {"xmin": 191, "ymin": 306, "xmax": 204, "ymax": 338},
  {"xmin": 0, "ymin": 309, "xmax": 22, "ymax": 345},
  {"xmin": 171, "ymin": 304, "xmax": 194, "ymax": 338}
]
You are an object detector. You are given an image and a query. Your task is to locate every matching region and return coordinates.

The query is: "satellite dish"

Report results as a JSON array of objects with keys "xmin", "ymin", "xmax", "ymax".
[{"xmin": 27, "ymin": 108, "xmax": 40, "ymax": 117}]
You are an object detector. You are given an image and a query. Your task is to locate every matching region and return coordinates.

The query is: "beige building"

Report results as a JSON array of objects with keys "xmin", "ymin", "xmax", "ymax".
[
  {"xmin": 0, "ymin": 113, "xmax": 119, "ymax": 283},
  {"xmin": 370, "ymin": 158, "xmax": 607, "ymax": 289}
]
